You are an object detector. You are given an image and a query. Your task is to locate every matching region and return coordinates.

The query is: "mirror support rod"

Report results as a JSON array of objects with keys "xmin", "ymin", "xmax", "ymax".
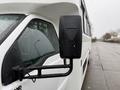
[{"xmin": 13, "ymin": 59, "xmax": 73, "ymax": 81}]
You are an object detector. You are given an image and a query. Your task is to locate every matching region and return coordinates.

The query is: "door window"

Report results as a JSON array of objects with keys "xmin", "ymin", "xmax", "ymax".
[
  {"xmin": 0, "ymin": 14, "xmax": 25, "ymax": 44},
  {"xmin": 2, "ymin": 19, "xmax": 59, "ymax": 85}
]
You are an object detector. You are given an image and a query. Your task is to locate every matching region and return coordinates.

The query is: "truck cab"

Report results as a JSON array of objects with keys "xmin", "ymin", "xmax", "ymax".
[{"xmin": 0, "ymin": 0, "xmax": 91, "ymax": 90}]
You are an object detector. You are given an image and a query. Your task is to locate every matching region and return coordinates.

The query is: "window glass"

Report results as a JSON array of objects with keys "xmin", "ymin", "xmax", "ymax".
[
  {"xmin": 86, "ymin": 20, "xmax": 89, "ymax": 35},
  {"xmin": 0, "ymin": 15, "xmax": 24, "ymax": 34},
  {"xmin": 2, "ymin": 19, "xmax": 59, "ymax": 85},
  {"xmin": 88, "ymin": 24, "xmax": 92, "ymax": 36},
  {"xmin": 87, "ymin": 23, "xmax": 91, "ymax": 36},
  {"xmin": 84, "ymin": 15, "xmax": 91, "ymax": 36},
  {"xmin": 0, "ymin": 14, "xmax": 25, "ymax": 44},
  {"xmin": 86, "ymin": 19, "xmax": 91, "ymax": 36},
  {"xmin": 81, "ymin": 2, "xmax": 86, "ymax": 33},
  {"xmin": 84, "ymin": 15, "xmax": 88, "ymax": 34}
]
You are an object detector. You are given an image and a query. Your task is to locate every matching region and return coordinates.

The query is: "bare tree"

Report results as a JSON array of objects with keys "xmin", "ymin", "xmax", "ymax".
[
  {"xmin": 110, "ymin": 31, "xmax": 118, "ymax": 37},
  {"xmin": 92, "ymin": 37, "xmax": 97, "ymax": 42},
  {"xmin": 102, "ymin": 33, "xmax": 111, "ymax": 40}
]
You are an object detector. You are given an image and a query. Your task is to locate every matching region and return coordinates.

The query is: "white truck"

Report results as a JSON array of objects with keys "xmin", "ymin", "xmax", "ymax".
[{"xmin": 0, "ymin": 0, "xmax": 91, "ymax": 90}]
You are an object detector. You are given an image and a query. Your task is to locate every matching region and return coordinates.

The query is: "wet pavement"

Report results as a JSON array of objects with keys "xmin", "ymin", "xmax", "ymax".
[{"xmin": 82, "ymin": 42, "xmax": 120, "ymax": 90}]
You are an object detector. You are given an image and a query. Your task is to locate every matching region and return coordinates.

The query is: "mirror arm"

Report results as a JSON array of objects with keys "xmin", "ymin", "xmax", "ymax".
[
  {"xmin": 63, "ymin": 58, "xmax": 67, "ymax": 65},
  {"xmin": 13, "ymin": 59, "xmax": 73, "ymax": 81},
  {"xmin": 24, "ymin": 59, "xmax": 73, "ymax": 79}
]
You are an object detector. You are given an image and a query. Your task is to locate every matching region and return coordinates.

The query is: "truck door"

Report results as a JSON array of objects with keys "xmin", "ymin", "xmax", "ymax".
[{"xmin": 1, "ymin": 18, "xmax": 66, "ymax": 90}]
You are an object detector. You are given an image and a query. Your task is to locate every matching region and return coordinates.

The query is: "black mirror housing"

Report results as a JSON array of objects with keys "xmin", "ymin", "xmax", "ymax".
[{"xmin": 59, "ymin": 15, "xmax": 82, "ymax": 59}]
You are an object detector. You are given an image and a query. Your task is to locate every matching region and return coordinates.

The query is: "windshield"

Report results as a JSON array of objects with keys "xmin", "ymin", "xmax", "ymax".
[{"xmin": 0, "ymin": 14, "xmax": 26, "ymax": 44}]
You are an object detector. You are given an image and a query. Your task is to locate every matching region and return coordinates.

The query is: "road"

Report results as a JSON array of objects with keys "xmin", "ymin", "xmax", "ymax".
[{"xmin": 82, "ymin": 42, "xmax": 120, "ymax": 90}]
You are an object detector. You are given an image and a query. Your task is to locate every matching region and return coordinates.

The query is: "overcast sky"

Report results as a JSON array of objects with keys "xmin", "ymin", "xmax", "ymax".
[{"xmin": 85, "ymin": 0, "xmax": 120, "ymax": 38}]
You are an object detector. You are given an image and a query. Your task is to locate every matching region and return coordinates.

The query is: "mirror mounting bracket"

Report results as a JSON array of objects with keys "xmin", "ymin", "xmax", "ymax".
[{"xmin": 13, "ymin": 59, "xmax": 73, "ymax": 81}]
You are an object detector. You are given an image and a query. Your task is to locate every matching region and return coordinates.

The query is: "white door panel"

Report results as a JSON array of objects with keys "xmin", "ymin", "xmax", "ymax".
[
  {"xmin": 21, "ymin": 54, "xmax": 67, "ymax": 90},
  {"xmin": 1, "ymin": 54, "xmax": 68, "ymax": 90},
  {"xmin": 64, "ymin": 59, "xmax": 82, "ymax": 90}
]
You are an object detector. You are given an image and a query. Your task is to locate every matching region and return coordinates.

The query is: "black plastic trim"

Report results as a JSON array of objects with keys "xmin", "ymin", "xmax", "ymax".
[{"xmin": 13, "ymin": 59, "xmax": 73, "ymax": 81}]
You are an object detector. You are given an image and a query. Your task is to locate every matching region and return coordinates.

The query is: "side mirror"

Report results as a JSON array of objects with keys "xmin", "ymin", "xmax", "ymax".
[
  {"xmin": 59, "ymin": 15, "xmax": 82, "ymax": 59},
  {"xmin": 12, "ymin": 15, "xmax": 82, "ymax": 81}
]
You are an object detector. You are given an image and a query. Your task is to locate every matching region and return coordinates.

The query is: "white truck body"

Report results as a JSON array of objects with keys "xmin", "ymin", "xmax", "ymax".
[{"xmin": 0, "ymin": 0, "xmax": 91, "ymax": 90}]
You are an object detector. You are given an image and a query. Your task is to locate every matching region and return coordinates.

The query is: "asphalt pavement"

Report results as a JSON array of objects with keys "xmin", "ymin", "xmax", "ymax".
[{"xmin": 82, "ymin": 42, "xmax": 120, "ymax": 90}]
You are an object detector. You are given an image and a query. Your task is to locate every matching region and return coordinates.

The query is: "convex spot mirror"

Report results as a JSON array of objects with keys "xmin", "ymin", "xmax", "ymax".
[{"xmin": 59, "ymin": 15, "xmax": 82, "ymax": 59}]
